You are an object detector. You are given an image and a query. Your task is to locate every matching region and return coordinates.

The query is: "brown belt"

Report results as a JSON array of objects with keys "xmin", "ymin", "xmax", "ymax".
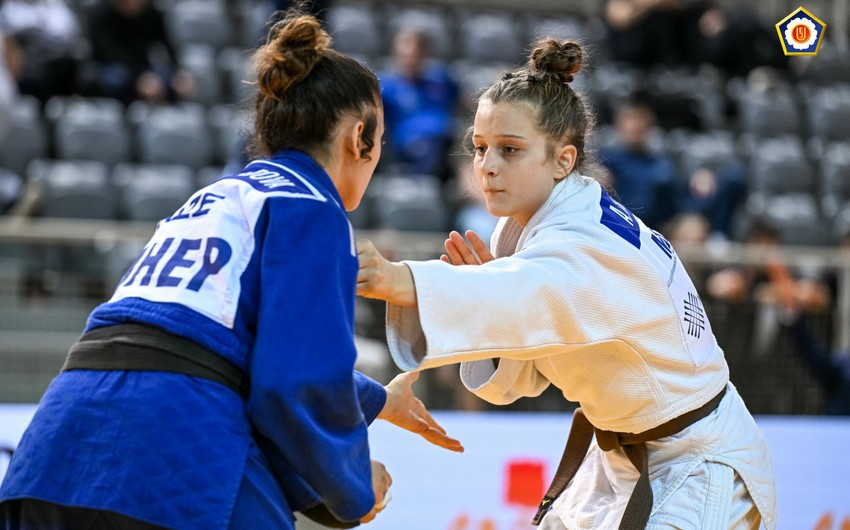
[{"xmin": 531, "ymin": 386, "xmax": 727, "ymax": 529}]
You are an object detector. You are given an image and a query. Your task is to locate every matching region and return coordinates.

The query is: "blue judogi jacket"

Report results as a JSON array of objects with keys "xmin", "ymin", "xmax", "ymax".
[{"xmin": 0, "ymin": 150, "xmax": 387, "ymax": 528}]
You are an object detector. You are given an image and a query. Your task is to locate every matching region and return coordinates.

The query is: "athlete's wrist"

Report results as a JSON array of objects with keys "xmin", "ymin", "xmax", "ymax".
[{"xmin": 388, "ymin": 262, "xmax": 417, "ymax": 307}]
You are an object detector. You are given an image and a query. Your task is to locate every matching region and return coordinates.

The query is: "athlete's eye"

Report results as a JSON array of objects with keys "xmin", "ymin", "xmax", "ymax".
[
  {"xmin": 503, "ymin": 146, "xmax": 519, "ymax": 154},
  {"xmin": 473, "ymin": 145, "xmax": 486, "ymax": 155}
]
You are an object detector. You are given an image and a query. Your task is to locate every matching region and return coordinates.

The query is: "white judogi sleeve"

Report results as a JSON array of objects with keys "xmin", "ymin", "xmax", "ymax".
[
  {"xmin": 459, "ymin": 357, "xmax": 550, "ymax": 405},
  {"xmin": 386, "ymin": 249, "xmax": 591, "ymax": 371}
]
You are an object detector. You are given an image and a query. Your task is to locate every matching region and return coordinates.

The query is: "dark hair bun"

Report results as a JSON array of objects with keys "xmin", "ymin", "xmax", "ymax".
[
  {"xmin": 529, "ymin": 39, "xmax": 583, "ymax": 83},
  {"xmin": 255, "ymin": 14, "xmax": 331, "ymax": 100}
]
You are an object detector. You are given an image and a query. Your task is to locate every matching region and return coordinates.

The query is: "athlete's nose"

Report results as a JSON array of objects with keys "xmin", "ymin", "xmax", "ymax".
[{"xmin": 480, "ymin": 149, "xmax": 498, "ymax": 177}]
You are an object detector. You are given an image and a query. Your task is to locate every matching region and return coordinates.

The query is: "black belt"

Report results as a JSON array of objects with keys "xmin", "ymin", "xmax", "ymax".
[
  {"xmin": 61, "ymin": 323, "xmax": 250, "ymax": 400},
  {"xmin": 532, "ymin": 386, "xmax": 728, "ymax": 529}
]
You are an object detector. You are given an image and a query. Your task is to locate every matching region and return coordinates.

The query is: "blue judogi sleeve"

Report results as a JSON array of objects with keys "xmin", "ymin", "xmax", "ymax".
[
  {"xmin": 246, "ymin": 197, "xmax": 376, "ymax": 522},
  {"xmin": 354, "ymin": 370, "xmax": 386, "ymax": 424},
  {"xmin": 263, "ymin": 371, "xmax": 386, "ymax": 516}
]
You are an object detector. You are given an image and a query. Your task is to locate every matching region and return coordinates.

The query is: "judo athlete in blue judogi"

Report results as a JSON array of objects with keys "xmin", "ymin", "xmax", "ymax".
[{"xmin": 0, "ymin": 11, "xmax": 461, "ymax": 530}]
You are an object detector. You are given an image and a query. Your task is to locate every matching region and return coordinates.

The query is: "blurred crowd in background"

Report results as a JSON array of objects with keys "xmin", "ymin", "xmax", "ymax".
[{"xmin": 0, "ymin": 0, "xmax": 849, "ymax": 415}]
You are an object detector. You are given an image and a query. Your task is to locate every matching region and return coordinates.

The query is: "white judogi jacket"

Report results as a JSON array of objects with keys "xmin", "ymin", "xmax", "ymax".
[{"xmin": 386, "ymin": 174, "xmax": 776, "ymax": 529}]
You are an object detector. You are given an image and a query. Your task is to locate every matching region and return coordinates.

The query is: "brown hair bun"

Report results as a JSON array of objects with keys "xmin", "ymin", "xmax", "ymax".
[
  {"xmin": 529, "ymin": 39, "xmax": 583, "ymax": 83},
  {"xmin": 255, "ymin": 14, "xmax": 331, "ymax": 100}
]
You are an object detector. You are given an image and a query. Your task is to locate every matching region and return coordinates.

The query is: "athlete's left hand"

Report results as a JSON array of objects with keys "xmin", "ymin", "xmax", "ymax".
[
  {"xmin": 377, "ymin": 372, "xmax": 464, "ymax": 453},
  {"xmin": 440, "ymin": 230, "xmax": 494, "ymax": 266}
]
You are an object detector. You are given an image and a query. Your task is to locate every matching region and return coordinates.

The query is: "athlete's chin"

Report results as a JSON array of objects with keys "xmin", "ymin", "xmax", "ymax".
[
  {"xmin": 484, "ymin": 199, "xmax": 511, "ymax": 219},
  {"xmin": 485, "ymin": 205, "xmax": 513, "ymax": 219}
]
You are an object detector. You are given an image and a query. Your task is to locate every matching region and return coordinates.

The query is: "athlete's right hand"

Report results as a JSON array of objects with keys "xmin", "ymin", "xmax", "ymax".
[
  {"xmin": 357, "ymin": 239, "xmax": 417, "ymax": 306},
  {"xmin": 440, "ymin": 230, "xmax": 494, "ymax": 266},
  {"xmin": 360, "ymin": 460, "xmax": 392, "ymax": 523}
]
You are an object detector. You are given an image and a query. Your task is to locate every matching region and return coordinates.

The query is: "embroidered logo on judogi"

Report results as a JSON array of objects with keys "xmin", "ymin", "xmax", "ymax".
[
  {"xmin": 776, "ymin": 7, "xmax": 826, "ymax": 56},
  {"xmin": 683, "ymin": 292, "xmax": 705, "ymax": 339}
]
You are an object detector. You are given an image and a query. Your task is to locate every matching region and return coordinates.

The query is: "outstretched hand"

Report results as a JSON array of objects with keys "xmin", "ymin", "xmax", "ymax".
[
  {"xmin": 440, "ymin": 230, "xmax": 494, "ymax": 266},
  {"xmin": 378, "ymin": 372, "xmax": 464, "ymax": 453},
  {"xmin": 357, "ymin": 239, "xmax": 417, "ymax": 306}
]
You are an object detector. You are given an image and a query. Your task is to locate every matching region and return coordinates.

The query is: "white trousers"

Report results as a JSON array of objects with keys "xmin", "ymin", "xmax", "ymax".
[{"xmin": 539, "ymin": 465, "xmax": 760, "ymax": 530}]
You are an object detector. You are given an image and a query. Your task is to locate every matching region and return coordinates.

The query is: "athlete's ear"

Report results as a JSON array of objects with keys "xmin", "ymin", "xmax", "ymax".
[
  {"xmin": 555, "ymin": 144, "xmax": 577, "ymax": 180},
  {"xmin": 345, "ymin": 120, "xmax": 367, "ymax": 161}
]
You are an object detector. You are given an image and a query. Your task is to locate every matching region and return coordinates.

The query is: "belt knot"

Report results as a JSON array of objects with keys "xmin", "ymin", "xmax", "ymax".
[{"xmin": 595, "ymin": 429, "xmax": 622, "ymax": 452}]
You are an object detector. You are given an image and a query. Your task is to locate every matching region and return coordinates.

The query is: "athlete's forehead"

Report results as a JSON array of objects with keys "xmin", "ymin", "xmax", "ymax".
[{"xmin": 472, "ymin": 99, "xmax": 539, "ymax": 140}]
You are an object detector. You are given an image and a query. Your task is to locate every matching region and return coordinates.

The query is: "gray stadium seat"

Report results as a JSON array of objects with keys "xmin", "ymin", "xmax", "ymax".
[
  {"xmin": 130, "ymin": 102, "xmax": 213, "ymax": 170},
  {"xmin": 326, "ymin": 4, "xmax": 382, "ymax": 58},
  {"xmin": 739, "ymin": 88, "xmax": 801, "ymax": 138},
  {"xmin": 46, "ymin": 97, "xmax": 131, "ymax": 167},
  {"xmin": 236, "ymin": 0, "xmax": 274, "ymax": 50},
  {"xmin": 28, "ymin": 159, "xmax": 116, "ymax": 219},
  {"xmin": 196, "ymin": 166, "xmax": 225, "ymax": 190},
  {"xmin": 448, "ymin": 59, "xmax": 511, "ymax": 100},
  {"xmin": 0, "ymin": 168, "xmax": 22, "ymax": 213},
  {"xmin": 386, "ymin": 6, "xmax": 454, "ymax": 61},
  {"xmin": 677, "ymin": 131, "xmax": 737, "ymax": 177},
  {"xmin": 113, "ymin": 163, "xmax": 195, "ymax": 221},
  {"xmin": 208, "ymin": 104, "xmax": 250, "ymax": 165},
  {"xmin": 526, "ymin": 15, "xmax": 586, "ymax": 44},
  {"xmin": 807, "ymin": 86, "xmax": 850, "ymax": 143},
  {"xmin": 749, "ymin": 137, "xmax": 812, "ymax": 195},
  {"xmin": 800, "ymin": 47, "xmax": 850, "ymax": 86},
  {"xmin": 820, "ymin": 142, "xmax": 850, "ymax": 219},
  {"xmin": 833, "ymin": 204, "xmax": 850, "ymax": 243},
  {"xmin": 0, "ymin": 95, "xmax": 48, "ymax": 176},
  {"xmin": 166, "ymin": 0, "xmax": 234, "ymax": 51},
  {"xmin": 759, "ymin": 194, "xmax": 827, "ymax": 246},
  {"xmin": 459, "ymin": 12, "xmax": 523, "ymax": 65},
  {"xmin": 179, "ymin": 45, "xmax": 223, "ymax": 107},
  {"xmin": 218, "ymin": 47, "xmax": 256, "ymax": 104},
  {"xmin": 369, "ymin": 174, "xmax": 450, "ymax": 232}
]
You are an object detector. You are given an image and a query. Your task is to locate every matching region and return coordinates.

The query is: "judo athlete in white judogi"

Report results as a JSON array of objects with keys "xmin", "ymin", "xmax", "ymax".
[{"xmin": 357, "ymin": 38, "xmax": 776, "ymax": 530}]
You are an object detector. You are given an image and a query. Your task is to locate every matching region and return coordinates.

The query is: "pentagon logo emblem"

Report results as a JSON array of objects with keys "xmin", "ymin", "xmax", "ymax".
[{"xmin": 776, "ymin": 6, "xmax": 827, "ymax": 56}]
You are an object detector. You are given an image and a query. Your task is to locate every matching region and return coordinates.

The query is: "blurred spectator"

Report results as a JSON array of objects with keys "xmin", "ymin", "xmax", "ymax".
[
  {"xmin": 379, "ymin": 28, "xmax": 459, "ymax": 181},
  {"xmin": 688, "ymin": 3, "xmax": 787, "ymax": 77},
  {"xmin": 0, "ymin": 28, "xmax": 19, "ymax": 142},
  {"xmin": 708, "ymin": 217, "xmax": 833, "ymax": 308},
  {"xmin": 0, "ymin": 0, "xmax": 81, "ymax": 102},
  {"xmin": 599, "ymin": 92, "xmax": 677, "ymax": 228},
  {"xmin": 666, "ymin": 212, "xmax": 710, "ymax": 248},
  {"xmin": 679, "ymin": 162, "xmax": 746, "ymax": 238},
  {"xmin": 605, "ymin": 0, "xmax": 785, "ymax": 76},
  {"xmin": 603, "ymin": 0, "xmax": 683, "ymax": 66},
  {"xmin": 767, "ymin": 260, "xmax": 849, "ymax": 415},
  {"xmin": 80, "ymin": 0, "xmax": 196, "ymax": 104},
  {"xmin": 0, "ymin": 27, "xmax": 23, "ymax": 215},
  {"xmin": 706, "ymin": 217, "xmax": 781, "ymax": 305}
]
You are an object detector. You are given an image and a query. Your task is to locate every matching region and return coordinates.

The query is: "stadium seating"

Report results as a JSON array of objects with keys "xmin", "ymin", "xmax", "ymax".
[
  {"xmin": 748, "ymin": 136, "xmax": 812, "ymax": 195},
  {"xmin": 165, "ymin": 0, "xmax": 234, "ymax": 51},
  {"xmin": 179, "ymin": 45, "xmax": 224, "ymax": 107},
  {"xmin": 807, "ymin": 85, "xmax": 850, "ymax": 143},
  {"xmin": 129, "ymin": 102, "xmax": 214, "ymax": 170},
  {"xmin": 28, "ymin": 159, "xmax": 116, "ymax": 220},
  {"xmin": 820, "ymin": 142, "xmax": 850, "ymax": 219},
  {"xmin": 369, "ymin": 174, "xmax": 450, "ymax": 232},
  {"xmin": 385, "ymin": 5, "xmax": 454, "ymax": 61},
  {"xmin": 326, "ymin": 3, "xmax": 383, "ymax": 59},
  {"xmin": 113, "ymin": 163, "xmax": 195, "ymax": 222},
  {"xmin": 217, "ymin": 47, "xmax": 256, "ymax": 104},
  {"xmin": 47, "ymin": 97, "xmax": 131, "ymax": 167},
  {"xmin": 459, "ymin": 12, "xmax": 524, "ymax": 65},
  {"xmin": 0, "ymin": 96, "xmax": 48, "ymax": 177},
  {"xmin": 739, "ymin": 88, "xmax": 801, "ymax": 138}
]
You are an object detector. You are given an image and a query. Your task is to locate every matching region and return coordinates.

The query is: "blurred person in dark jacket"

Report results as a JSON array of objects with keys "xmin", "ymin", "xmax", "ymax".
[{"xmin": 80, "ymin": 0, "xmax": 195, "ymax": 104}]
